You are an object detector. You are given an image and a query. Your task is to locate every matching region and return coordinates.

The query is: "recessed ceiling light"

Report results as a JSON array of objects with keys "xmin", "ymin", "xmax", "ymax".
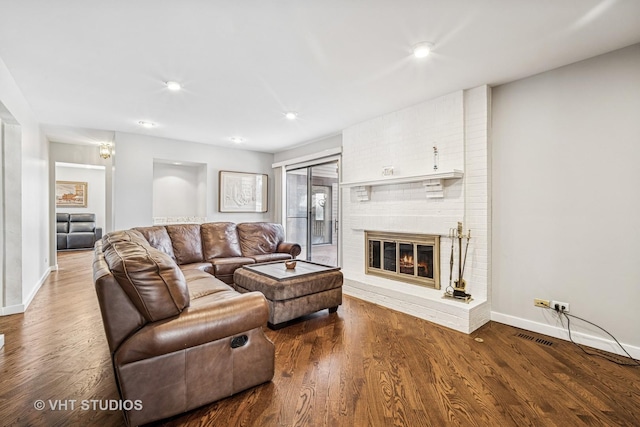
[
  {"xmin": 284, "ymin": 112, "xmax": 298, "ymax": 120},
  {"xmin": 413, "ymin": 42, "xmax": 433, "ymax": 58},
  {"xmin": 138, "ymin": 121, "xmax": 156, "ymax": 128},
  {"xmin": 230, "ymin": 137, "xmax": 244, "ymax": 144},
  {"xmin": 165, "ymin": 81, "xmax": 181, "ymax": 91}
]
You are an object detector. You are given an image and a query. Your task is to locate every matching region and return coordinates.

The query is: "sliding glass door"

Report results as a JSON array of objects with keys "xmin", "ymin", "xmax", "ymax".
[{"xmin": 285, "ymin": 161, "xmax": 339, "ymax": 266}]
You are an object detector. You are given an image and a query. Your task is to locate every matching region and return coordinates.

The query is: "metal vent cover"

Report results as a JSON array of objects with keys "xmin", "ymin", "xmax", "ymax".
[{"xmin": 516, "ymin": 332, "xmax": 553, "ymax": 347}]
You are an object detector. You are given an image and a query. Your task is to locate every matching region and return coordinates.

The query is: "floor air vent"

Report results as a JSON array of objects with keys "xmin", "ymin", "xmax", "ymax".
[{"xmin": 516, "ymin": 333, "xmax": 553, "ymax": 347}]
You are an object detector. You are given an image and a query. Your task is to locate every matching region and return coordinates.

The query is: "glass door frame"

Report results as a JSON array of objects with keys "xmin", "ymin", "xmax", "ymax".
[{"xmin": 282, "ymin": 155, "xmax": 341, "ymax": 267}]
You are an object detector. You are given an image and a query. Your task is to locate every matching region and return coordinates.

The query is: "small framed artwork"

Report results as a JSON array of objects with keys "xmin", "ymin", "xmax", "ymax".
[
  {"xmin": 55, "ymin": 181, "xmax": 88, "ymax": 208},
  {"xmin": 219, "ymin": 171, "xmax": 268, "ymax": 213}
]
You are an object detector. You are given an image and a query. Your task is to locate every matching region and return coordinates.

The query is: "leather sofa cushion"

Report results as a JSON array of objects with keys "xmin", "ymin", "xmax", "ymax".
[
  {"xmin": 250, "ymin": 253, "xmax": 292, "ymax": 263},
  {"xmin": 57, "ymin": 233, "xmax": 68, "ymax": 250},
  {"xmin": 114, "ymin": 291, "xmax": 268, "ymax": 364},
  {"xmin": 70, "ymin": 213, "xmax": 96, "ymax": 222},
  {"xmin": 56, "ymin": 212, "xmax": 70, "ymax": 222},
  {"xmin": 180, "ymin": 262, "xmax": 214, "ymax": 275},
  {"xmin": 69, "ymin": 221, "xmax": 95, "ymax": 232},
  {"xmin": 57, "ymin": 222, "xmax": 69, "ymax": 233},
  {"xmin": 201, "ymin": 222, "xmax": 242, "ymax": 259},
  {"xmin": 102, "ymin": 229, "xmax": 149, "ymax": 249},
  {"xmin": 68, "ymin": 233, "xmax": 96, "ymax": 249},
  {"xmin": 237, "ymin": 222, "xmax": 284, "ymax": 256},
  {"xmin": 182, "ymin": 269, "xmax": 235, "ymax": 300},
  {"xmin": 103, "ymin": 230, "xmax": 190, "ymax": 322},
  {"xmin": 93, "ymin": 240, "xmax": 147, "ymax": 354},
  {"xmin": 166, "ymin": 224, "xmax": 204, "ymax": 265},
  {"xmin": 134, "ymin": 226, "xmax": 177, "ymax": 261},
  {"xmin": 210, "ymin": 257, "xmax": 255, "ymax": 277}
]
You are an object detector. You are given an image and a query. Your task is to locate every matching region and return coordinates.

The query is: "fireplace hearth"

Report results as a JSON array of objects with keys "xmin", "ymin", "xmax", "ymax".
[{"xmin": 366, "ymin": 231, "xmax": 440, "ymax": 289}]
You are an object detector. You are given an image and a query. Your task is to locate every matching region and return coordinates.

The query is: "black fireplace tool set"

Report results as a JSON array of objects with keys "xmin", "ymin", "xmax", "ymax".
[{"xmin": 443, "ymin": 221, "xmax": 472, "ymax": 303}]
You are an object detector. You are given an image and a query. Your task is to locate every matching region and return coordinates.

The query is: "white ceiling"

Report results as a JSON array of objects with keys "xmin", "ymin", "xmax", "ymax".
[{"xmin": 1, "ymin": 0, "xmax": 639, "ymax": 153}]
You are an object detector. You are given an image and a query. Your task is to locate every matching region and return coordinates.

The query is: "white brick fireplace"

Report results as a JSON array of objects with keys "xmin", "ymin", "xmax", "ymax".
[{"xmin": 341, "ymin": 86, "xmax": 491, "ymax": 333}]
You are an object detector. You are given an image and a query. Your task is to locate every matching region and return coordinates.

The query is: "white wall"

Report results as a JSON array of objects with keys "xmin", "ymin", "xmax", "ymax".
[
  {"xmin": 114, "ymin": 132, "xmax": 275, "ymax": 230},
  {"xmin": 492, "ymin": 44, "xmax": 640, "ymax": 357},
  {"xmin": 55, "ymin": 164, "xmax": 106, "ymax": 230},
  {"xmin": 152, "ymin": 162, "xmax": 206, "ymax": 219},
  {"xmin": 0, "ymin": 55, "xmax": 49, "ymax": 316}
]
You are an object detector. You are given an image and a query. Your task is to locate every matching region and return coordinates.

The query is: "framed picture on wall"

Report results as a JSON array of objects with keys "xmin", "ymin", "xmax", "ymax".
[
  {"xmin": 55, "ymin": 181, "xmax": 88, "ymax": 208},
  {"xmin": 218, "ymin": 171, "xmax": 268, "ymax": 213}
]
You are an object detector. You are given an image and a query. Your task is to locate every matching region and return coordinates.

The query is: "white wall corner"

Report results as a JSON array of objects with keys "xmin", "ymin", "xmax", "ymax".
[
  {"xmin": 468, "ymin": 300, "xmax": 491, "ymax": 333},
  {"xmin": 22, "ymin": 266, "xmax": 52, "ymax": 312},
  {"xmin": 0, "ymin": 334, "xmax": 4, "ymax": 349}
]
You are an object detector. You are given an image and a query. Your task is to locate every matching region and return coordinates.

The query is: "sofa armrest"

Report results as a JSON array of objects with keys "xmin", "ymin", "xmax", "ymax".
[
  {"xmin": 95, "ymin": 227, "xmax": 103, "ymax": 240},
  {"xmin": 277, "ymin": 241, "xmax": 301, "ymax": 258},
  {"xmin": 114, "ymin": 291, "xmax": 269, "ymax": 364}
]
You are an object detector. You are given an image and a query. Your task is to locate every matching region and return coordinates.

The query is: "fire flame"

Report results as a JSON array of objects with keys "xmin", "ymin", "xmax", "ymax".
[
  {"xmin": 399, "ymin": 254, "xmax": 429, "ymax": 274},
  {"xmin": 401, "ymin": 255, "xmax": 413, "ymax": 265}
]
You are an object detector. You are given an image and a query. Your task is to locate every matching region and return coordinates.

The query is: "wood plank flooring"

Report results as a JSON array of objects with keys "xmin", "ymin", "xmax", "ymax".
[{"xmin": 1, "ymin": 250, "xmax": 639, "ymax": 426}]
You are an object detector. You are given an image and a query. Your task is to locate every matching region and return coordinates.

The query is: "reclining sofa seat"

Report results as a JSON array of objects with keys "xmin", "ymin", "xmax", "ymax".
[
  {"xmin": 133, "ymin": 222, "xmax": 301, "ymax": 284},
  {"xmin": 93, "ymin": 229, "xmax": 275, "ymax": 426},
  {"xmin": 56, "ymin": 212, "xmax": 103, "ymax": 250}
]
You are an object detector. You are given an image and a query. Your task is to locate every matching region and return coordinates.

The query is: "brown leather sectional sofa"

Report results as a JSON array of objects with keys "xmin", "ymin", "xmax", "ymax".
[
  {"xmin": 134, "ymin": 222, "xmax": 301, "ymax": 283},
  {"xmin": 92, "ymin": 222, "xmax": 300, "ymax": 426}
]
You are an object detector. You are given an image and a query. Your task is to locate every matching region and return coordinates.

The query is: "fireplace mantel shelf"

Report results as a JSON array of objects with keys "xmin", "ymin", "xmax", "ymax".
[{"xmin": 340, "ymin": 170, "xmax": 463, "ymax": 200}]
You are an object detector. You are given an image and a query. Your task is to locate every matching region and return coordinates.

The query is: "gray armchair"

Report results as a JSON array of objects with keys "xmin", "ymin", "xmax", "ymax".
[{"xmin": 57, "ymin": 213, "xmax": 103, "ymax": 250}]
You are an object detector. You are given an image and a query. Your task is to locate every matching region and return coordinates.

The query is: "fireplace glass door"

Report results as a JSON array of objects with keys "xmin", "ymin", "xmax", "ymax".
[{"xmin": 365, "ymin": 231, "xmax": 440, "ymax": 289}]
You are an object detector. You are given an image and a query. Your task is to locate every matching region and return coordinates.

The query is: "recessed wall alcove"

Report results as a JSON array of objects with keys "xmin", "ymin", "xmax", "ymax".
[{"xmin": 152, "ymin": 159, "xmax": 207, "ymax": 224}]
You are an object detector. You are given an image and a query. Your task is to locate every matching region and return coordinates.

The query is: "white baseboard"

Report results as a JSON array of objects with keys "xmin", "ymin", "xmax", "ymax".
[
  {"xmin": 0, "ymin": 267, "xmax": 51, "ymax": 317},
  {"xmin": 0, "ymin": 334, "xmax": 4, "ymax": 349},
  {"xmin": 22, "ymin": 267, "xmax": 52, "ymax": 311},
  {"xmin": 491, "ymin": 311, "xmax": 640, "ymax": 361},
  {"xmin": 0, "ymin": 304, "xmax": 24, "ymax": 316}
]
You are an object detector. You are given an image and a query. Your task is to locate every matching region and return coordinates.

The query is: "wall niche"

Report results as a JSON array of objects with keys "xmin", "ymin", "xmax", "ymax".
[{"xmin": 152, "ymin": 160, "xmax": 207, "ymax": 224}]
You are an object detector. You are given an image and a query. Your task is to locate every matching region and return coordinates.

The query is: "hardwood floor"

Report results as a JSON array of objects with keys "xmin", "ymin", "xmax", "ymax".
[{"xmin": 1, "ymin": 250, "xmax": 638, "ymax": 426}]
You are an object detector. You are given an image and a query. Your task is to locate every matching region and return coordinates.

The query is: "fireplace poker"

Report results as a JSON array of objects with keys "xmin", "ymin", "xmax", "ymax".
[
  {"xmin": 457, "ymin": 222, "xmax": 463, "ymax": 286},
  {"xmin": 460, "ymin": 229, "xmax": 471, "ymax": 278},
  {"xmin": 447, "ymin": 227, "xmax": 456, "ymax": 293}
]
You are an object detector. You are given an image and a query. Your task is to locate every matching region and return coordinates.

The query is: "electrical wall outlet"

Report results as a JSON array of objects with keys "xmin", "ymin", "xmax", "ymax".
[
  {"xmin": 551, "ymin": 300, "xmax": 570, "ymax": 312},
  {"xmin": 534, "ymin": 298, "xmax": 551, "ymax": 308}
]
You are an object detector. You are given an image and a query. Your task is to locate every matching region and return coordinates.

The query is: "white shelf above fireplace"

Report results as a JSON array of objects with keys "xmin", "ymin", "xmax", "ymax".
[
  {"xmin": 340, "ymin": 170, "xmax": 463, "ymax": 188},
  {"xmin": 340, "ymin": 170, "xmax": 463, "ymax": 200}
]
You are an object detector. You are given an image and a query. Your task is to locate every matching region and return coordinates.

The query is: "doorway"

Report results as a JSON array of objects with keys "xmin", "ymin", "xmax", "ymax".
[{"xmin": 285, "ymin": 161, "xmax": 339, "ymax": 266}]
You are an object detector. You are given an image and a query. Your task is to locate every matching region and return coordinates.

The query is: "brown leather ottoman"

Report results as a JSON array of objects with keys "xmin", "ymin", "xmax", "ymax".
[{"xmin": 233, "ymin": 260, "xmax": 343, "ymax": 328}]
